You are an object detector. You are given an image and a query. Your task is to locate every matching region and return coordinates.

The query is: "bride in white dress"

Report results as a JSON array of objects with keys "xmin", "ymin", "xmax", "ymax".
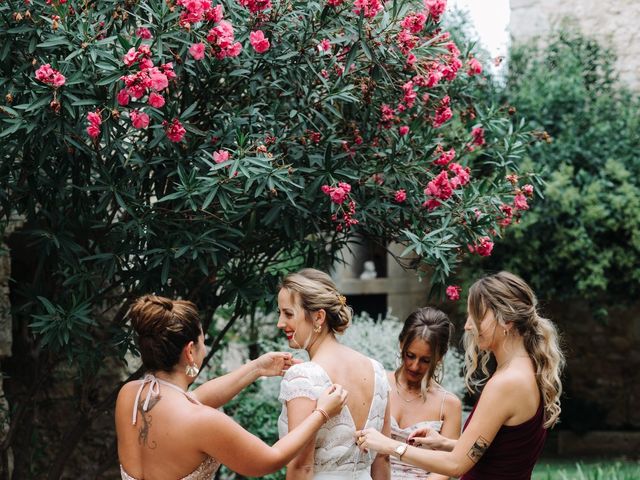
[{"xmin": 277, "ymin": 269, "xmax": 391, "ymax": 480}]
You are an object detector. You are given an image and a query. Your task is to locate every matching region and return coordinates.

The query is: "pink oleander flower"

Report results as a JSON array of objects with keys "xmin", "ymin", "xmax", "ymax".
[
  {"xmin": 423, "ymin": 198, "xmax": 441, "ymax": 211},
  {"xmin": 213, "ymin": 149, "xmax": 230, "ymax": 163},
  {"xmin": 399, "ymin": 125, "xmax": 410, "ymax": 136},
  {"xmin": 35, "ymin": 64, "xmax": 66, "ymax": 88},
  {"xmin": 523, "ymin": 184, "xmax": 534, "ymax": 197},
  {"xmin": 318, "ymin": 38, "xmax": 331, "ymax": 53},
  {"xmin": 117, "ymin": 88, "xmax": 130, "ymax": 106},
  {"xmin": 164, "ymin": 118, "xmax": 186, "ymax": 142},
  {"xmin": 189, "ymin": 42, "xmax": 206, "ymax": 60},
  {"xmin": 425, "ymin": 170, "xmax": 453, "ymax": 200},
  {"xmin": 123, "ymin": 47, "xmax": 138, "ymax": 66},
  {"xmin": 468, "ymin": 236, "xmax": 494, "ymax": 257},
  {"xmin": 394, "ymin": 189, "xmax": 407, "ymax": 203},
  {"xmin": 237, "ymin": 0, "xmax": 272, "ymax": 14},
  {"xmin": 471, "ymin": 126, "xmax": 486, "ymax": 146},
  {"xmin": 353, "ymin": 0, "xmax": 383, "ymax": 19},
  {"xmin": 130, "ymin": 110, "xmax": 150, "ymax": 129},
  {"xmin": 446, "ymin": 285, "xmax": 461, "ymax": 301},
  {"xmin": 249, "ymin": 30, "xmax": 270, "ymax": 53},
  {"xmin": 86, "ymin": 110, "xmax": 101, "ymax": 139},
  {"xmin": 402, "ymin": 80, "xmax": 417, "ymax": 108},
  {"xmin": 322, "ymin": 182, "xmax": 352, "ymax": 205},
  {"xmin": 514, "ymin": 193, "xmax": 529, "ymax": 211},
  {"xmin": 136, "ymin": 27, "xmax": 153, "ymax": 39},
  {"xmin": 433, "ymin": 147, "xmax": 455, "ymax": 166},
  {"xmin": 467, "ymin": 57, "xmax": 482, "ymax": 76},
  {"xmin": 148, "ymin": 92, "xmax": 165, "ymax": 108},
  {"xmin": 449, "ymin": 162, "xmax": 470, "ymax": 188},
  {"xmin": 400, "ymin": 12, "xmax": 426, "ymax": 34},
  {"xmin": 499, "ymin": 204, "xmax": 513, "ymax": 227},
  {"xmin": 149, "ymin": 70, "xmax": 169, "ymax": 91},
  {"xmin": 424, "ymin": 0, "xmax": 446, "ymax": 22}
]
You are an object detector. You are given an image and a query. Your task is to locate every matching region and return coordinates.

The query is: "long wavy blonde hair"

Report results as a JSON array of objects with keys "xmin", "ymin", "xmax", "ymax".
[{"xmin": 464, "ymin": 271, "xmax": 565, "ymax": 428}]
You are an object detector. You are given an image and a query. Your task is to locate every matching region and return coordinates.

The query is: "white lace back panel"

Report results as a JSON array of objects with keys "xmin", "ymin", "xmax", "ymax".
[
  {"xmin": 278, "ymin": 359, "xmax": 389, "ymax": 474},
  {"xmin": 389, "ymin": 418, "xmax": 443, "ymax": 479}
]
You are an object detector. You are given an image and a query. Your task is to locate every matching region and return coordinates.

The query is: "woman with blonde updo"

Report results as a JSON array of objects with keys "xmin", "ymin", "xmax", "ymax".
[
  {"xmin": 116, "ymin": 295, "xmax": 348, "ymax": 480},
  {"xmin": 356, "ymin": 271, "xmax": 565, "ymax": 480},
  {"xmin": 387, "ymin": 307, "xmax": 462, "ymax": 480},
  {"xmin": 276, "ymin": 268, "xmax": 391, "ymax": 479}
]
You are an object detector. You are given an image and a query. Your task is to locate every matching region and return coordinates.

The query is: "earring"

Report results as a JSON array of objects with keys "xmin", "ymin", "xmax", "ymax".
[
  {"xmin": 313, "ymin": 324, "xmax": 322, "ymax": 333},
  {"xmin": 503, "ymin": 328, "xmax": 508, "ymax": 336},
  {"xmin": 185, "ymin": 363, "xmax": 199, "ymax": 377}
]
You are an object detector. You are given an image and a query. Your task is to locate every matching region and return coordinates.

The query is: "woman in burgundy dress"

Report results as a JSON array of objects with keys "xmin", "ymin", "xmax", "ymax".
[{"xmin": 355, "ymin": 271, "xmax": 564, "ymax": 480}]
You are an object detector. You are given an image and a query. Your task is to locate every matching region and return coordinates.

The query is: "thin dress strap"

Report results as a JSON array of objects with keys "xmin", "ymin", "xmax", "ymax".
[
  {"xmin": 131, "ymin": 374, "xmax": 201, "ymax": 425},
  {"xmin": 439, "ymin": 389, "xmax": 448, "ymax": 422}
]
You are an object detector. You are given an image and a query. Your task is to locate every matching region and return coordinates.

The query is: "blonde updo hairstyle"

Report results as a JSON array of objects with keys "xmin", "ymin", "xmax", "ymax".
[
  {"xmin": 128, "ymin": 295, "xmax": 202, "ymax": 372},
  {"xmin": 464, "ymin": 271, "xmax": 565, "ymax": 428},
  {"xmin": 280, "ymin": 268, "xmax": 352, "ymax": 334}
]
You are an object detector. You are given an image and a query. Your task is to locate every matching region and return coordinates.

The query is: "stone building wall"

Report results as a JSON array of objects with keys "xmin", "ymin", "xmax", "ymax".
[{"xmin": 510, "ymin": 0, "xmax": 640, "ymax": 90}]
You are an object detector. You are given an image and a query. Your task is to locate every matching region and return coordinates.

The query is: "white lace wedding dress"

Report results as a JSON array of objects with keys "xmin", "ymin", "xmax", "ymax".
[{"xmin": 278, "ymin": 359, "xmax": 389, "ymax": 479}]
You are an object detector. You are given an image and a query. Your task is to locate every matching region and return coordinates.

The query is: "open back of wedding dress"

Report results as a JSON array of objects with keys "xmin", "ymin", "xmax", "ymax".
[{"xmin": 278, "ymin": 359, "xmax": 389, "ymax": 479}]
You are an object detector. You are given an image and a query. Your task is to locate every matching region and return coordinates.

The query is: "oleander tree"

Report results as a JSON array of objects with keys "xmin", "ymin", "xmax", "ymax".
[{"xmin": 0, "ymin": 0, "xmax": 535, "ymax": 476}]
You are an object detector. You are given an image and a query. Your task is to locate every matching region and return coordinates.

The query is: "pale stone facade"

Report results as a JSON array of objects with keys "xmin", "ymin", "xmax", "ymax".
[{"xmin": 510, "ymin": 0, "xmax": 640, "ymax": 90}]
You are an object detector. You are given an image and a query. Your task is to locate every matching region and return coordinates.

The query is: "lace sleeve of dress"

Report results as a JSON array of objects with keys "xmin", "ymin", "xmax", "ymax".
[{"xmin": 278, "ymin": 362, "xmax": 321, "ymax": 403}]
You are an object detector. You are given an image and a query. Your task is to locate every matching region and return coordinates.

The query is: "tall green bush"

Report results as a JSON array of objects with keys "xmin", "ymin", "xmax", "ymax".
[
  {"xmin": 474, "ymin": 29, "xmax": 640, "ymax": 309},
  {"xmin": 1, "ymin": 0, "xmax": 534, "ymax": 475}
]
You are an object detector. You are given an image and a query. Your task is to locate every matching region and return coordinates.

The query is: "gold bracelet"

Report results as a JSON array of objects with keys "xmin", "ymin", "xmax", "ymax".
[{"xmin": 313, "ymin": 408, "xmax": 330, "ymax": 423}]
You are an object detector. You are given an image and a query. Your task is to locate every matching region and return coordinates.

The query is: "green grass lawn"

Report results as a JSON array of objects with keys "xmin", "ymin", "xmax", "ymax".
[{"xmin": 533, "ymin": 459, "xmax": 640, "ymax": 479}]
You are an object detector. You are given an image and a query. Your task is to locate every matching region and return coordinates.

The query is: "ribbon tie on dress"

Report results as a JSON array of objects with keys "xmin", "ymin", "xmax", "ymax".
[{"xmin": 132, "ymin": 374, "xmax": 161, "ymax": 425}]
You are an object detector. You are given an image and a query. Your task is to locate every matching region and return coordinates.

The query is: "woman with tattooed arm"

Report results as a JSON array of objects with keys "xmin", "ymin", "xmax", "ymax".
[
  {"xmin": 355, "ymin": 272, "xmax": 564, "ymax": 480},
  {"xmin": 115, "ymin": 295, "xmax": 347, "ymax": 480}
]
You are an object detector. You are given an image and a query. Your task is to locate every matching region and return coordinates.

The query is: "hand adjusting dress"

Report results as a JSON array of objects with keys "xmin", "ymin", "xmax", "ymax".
[
  {"xmin": 120, "ymin": 374, "xmax": 221, "ymax": 480},
  {"xmin": 278, "ymin": 359, "xmax": 389, "ymax": 480}
]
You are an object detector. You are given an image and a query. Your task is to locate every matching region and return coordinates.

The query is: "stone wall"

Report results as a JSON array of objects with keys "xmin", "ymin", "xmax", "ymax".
[{"xmin": 510, "ymin": 0, "xmax": 640, "ymax": 90}]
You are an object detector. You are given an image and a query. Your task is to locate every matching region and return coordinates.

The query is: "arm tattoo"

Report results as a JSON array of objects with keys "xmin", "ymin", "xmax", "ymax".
[
  {"xmin": 137, "ymin": 396, "xmax": 160, "ymax": 449},
  {"xmin": 467, "ymin": 436, "xmax": 490, "ymax": 463}
]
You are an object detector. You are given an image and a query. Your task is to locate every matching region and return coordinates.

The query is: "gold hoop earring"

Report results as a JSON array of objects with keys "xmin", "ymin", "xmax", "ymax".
[
  {"xmin": 313, "ymin": 324, "xmax": 322, "ymax": 333},
  {"xmin": 185, "ymin": 363, "xmax": 199, "ymax": 377}
]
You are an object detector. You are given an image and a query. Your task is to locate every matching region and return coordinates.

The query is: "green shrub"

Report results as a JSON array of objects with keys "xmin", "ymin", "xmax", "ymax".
[{"xmin": 474, "ymin": 29, "xmax": 640, "ymax": 309}]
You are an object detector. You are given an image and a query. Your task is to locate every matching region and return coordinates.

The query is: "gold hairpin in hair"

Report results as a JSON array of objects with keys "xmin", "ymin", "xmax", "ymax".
[{"xmin": 337, "ymin": 294, "xmax": 347, "ymax": 307}]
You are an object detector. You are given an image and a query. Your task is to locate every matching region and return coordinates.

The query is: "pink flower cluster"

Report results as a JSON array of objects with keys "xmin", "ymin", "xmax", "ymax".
[
  {"xmin": 130, "ymin": 110, "xmax": 150, "ymax": 129},
  {"xmin": 163, "ymin": 118, "xmax": 186, "ymax": 143},
  {"xmin": 423, "ymin": 161, "xmax": 471, "ymax": 210},
  {"xmin": 136, "ymin": 27, "xmax": 153, "ymax": 39},
  {"xmin": 353, "ymin": 0, "xmax": 384, "ymax": 19},
  {"xmin": 322, "ymin": 182, "xmax": 352, "ymax": 205},
  {"xmin": 394, "ymin": 189, "xmax": 407, "ymax": 203},
  {"xmin": 424, "ymin": 0, "xmax": 447, "ymax": 22},
  {"xmin": 400, "ymin": 12, "xmax": 426, "ymax": 34},
  {"xmin": 86, "ymin": 110, "xmax": 101, "ymax": 139},
  {"xmin": 433, "ymin": 95, "xmax": 453, "ymax": 128},
  {"xmin": 249, "ymin": 30, "xmax": 270, "ymax": 53},
  {"xmin": 470, "ymin": 126, "xmax": 485, "ymax": 147},
  {"xmin": 468, "ymin": 236, "xmax": 494, "ymax": 257},
  {"xmin": 322, "ymin": 183, "xmax": 358, "ymax": 231},
  {"xmin": 213, "ymin": 149, "xmax": 230, "ymax": 163},
  {"xmin": 206, "ymin": 20, "xmax": 243, "ymax": 59},
  {"xmin": 446, "ymin": 285, "xmax": 461, "ymax": 301},
  {"xmin": 236, "ymin": 0, "xmax": 272, "ymax": 14},
  {"xmin": 433, "ymin": 146, "xmax": 455, "ymax": 166},
  {"xmin": 498, "ymin": 183, "xmax": 534, "ymax": 226},
  {"xmin": 35, "ymin": 64, "xmax": 66, "ymax": 88},
  {"xmin": 175, "ymin": 0, "xmax": 224, "ymax": 27},
  {"xmin": 467, "ymin": 56, "xmax": 482, "ymax": 76}
]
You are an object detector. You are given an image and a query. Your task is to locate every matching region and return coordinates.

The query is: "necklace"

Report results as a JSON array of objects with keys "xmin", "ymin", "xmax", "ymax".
[{"xmin": 395, "ymin": 380, "xmax": 427, "ymax": 403}]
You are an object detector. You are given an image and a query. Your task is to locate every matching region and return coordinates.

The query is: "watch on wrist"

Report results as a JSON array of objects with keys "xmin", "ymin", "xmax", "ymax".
[{"xmin": 394, "ymin": 443, "xmax": 408, "ymax": 459}]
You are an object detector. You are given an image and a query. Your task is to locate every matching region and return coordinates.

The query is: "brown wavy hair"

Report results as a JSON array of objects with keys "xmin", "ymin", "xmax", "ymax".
[
  {"xmin": 128, "ymin": 295, "xmax": 202, "ymax": 372},
  {"xmin": 395, "ymin": 307, "xmax": 454, "ymax": 395}
]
